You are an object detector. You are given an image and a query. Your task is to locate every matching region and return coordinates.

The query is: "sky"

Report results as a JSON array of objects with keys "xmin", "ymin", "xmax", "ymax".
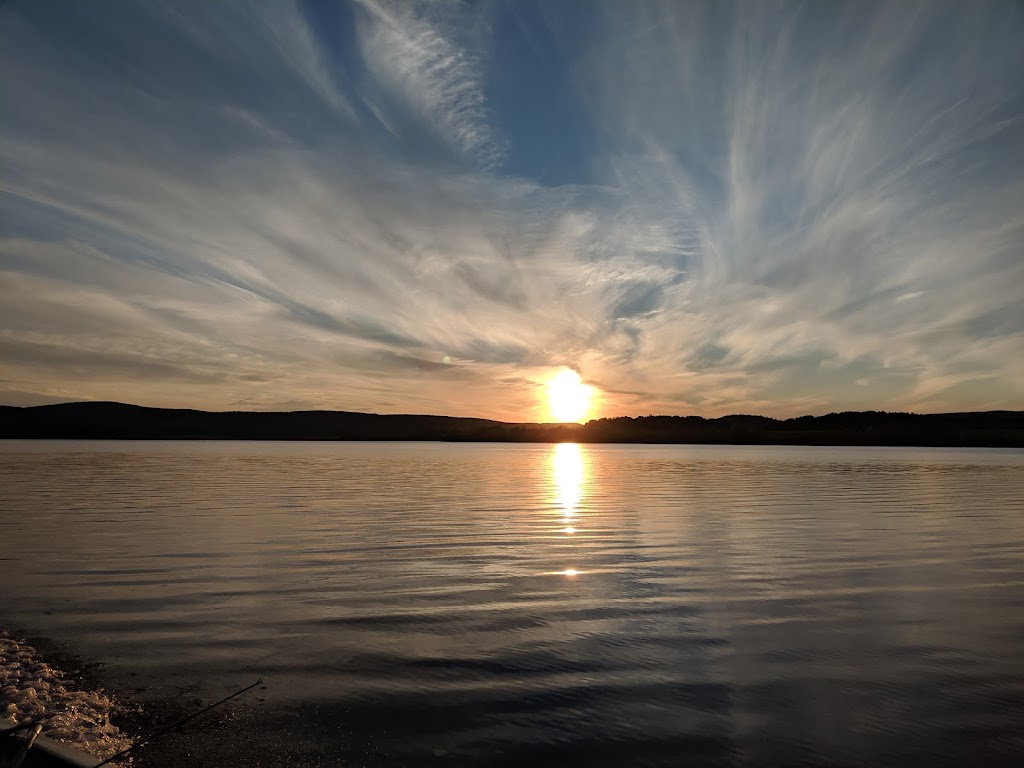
[{"xmin": 1, "ymin": 0, "xmax": 1022, "ymax": 422}]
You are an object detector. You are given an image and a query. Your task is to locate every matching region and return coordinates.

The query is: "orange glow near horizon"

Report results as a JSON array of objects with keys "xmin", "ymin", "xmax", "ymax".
[{"xmin": 546, "ymin": 369, "xmax": 594, "ymax": 423}]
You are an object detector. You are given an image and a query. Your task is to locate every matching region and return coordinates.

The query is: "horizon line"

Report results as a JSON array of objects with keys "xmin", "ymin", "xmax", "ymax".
[{"xmin": 3, "ymin": 399, "xmax": 1020, "ymax": 426}]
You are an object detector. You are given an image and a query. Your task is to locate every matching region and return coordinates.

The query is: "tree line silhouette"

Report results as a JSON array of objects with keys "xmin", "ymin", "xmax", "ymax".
[{"xmin": 2, "ymin": 402, "xmax": 1022, "ymax": 446}]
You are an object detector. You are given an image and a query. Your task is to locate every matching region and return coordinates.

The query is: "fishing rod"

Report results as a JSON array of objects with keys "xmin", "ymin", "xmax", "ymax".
[{"xmin": 93, "ymin": 678, "xmax": 264, "ymax": 766}]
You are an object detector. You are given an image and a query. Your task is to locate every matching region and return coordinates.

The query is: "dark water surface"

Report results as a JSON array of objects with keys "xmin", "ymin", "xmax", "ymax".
[{"xmin": 2, "ymin": 440, "xmax": 1023, "ymax": 766}]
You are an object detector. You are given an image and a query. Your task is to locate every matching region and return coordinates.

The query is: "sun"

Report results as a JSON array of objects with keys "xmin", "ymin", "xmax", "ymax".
[{"xmin": 546, "ymin": 369, "xmax": 594, "ymax": 423}]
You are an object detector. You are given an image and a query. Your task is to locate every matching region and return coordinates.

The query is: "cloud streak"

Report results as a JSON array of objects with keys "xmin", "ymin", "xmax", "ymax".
[{"xmin": 355, "ymin": 0, "xmax": 504, "ymax": 167}]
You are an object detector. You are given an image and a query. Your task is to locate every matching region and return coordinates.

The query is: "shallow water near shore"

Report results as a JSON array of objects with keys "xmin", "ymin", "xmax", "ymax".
[{"xmin": 2, "ymin": 440, "xmax": 1024, "ymax": 766}]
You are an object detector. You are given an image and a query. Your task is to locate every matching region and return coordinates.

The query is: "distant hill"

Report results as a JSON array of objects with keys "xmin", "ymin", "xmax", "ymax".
[
  {"xmin": 1, "ymin": 402, "xmax": 1022, "ymax": 446},
  {"xmin": 576, "ymin": 411, "xmax": 1024, "ymax": 447}
]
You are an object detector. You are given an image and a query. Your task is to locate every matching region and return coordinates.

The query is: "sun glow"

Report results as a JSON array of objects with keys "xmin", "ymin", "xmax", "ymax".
[{"xmin": 546, "ymin": 369, "xmax": 594, "ymax": 423}]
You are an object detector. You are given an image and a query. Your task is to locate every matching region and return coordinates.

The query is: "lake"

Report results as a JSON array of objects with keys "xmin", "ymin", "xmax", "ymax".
[{"xmin": 1, "ymin": 440, "xmax": 1023, "ymax": 766}]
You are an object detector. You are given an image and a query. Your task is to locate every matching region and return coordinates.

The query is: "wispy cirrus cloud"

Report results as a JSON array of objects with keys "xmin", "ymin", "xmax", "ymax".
[
  {"xmin": 1, "ymin": 0, "xmax": 1021, "ymax": 418},
  {"xmin": 354, "ymin": 0, "xmax": 503, "ymax": 168},
  {"xmin": 563, "ymin": 0, "xmax": 1024, "ymax": 414}
]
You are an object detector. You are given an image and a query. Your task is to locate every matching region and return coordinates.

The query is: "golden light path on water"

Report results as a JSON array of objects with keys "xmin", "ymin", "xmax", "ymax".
[{"xmin": 551, "ymin": 443, "xmax": 586, "ymax": 578}]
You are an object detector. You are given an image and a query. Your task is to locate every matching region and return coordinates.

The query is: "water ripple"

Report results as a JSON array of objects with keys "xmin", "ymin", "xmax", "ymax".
[{"xmin": 1, "ymin": 440, "xmax": 1023, "ymax": 766}]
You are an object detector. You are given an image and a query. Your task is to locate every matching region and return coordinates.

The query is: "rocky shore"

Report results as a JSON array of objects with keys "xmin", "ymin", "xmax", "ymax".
[{"xmin": 1, "ymin": 629, "xmax": 134, "ymax": 762}]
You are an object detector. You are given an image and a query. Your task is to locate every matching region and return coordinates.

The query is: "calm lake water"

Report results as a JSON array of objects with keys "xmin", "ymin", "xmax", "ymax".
[{"xmin": 2, "ymin": 440, "xmax": 1024, "ymax": 767}]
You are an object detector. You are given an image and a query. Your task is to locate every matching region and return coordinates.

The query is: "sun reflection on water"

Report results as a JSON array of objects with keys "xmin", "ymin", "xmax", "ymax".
[
  {"xmin": 552, "ymin": 442, "xmax": 585, "ymax": 517},
  {"xmin": 550, "ymin": 443, "xmax": 587, "ymax": 577}
]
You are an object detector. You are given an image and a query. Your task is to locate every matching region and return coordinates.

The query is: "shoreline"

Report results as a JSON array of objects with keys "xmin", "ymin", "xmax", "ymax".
[
  {"xmin": 1, "ymin": 628, "xmax": 134, "ymax": 762},
  {"xmin": 0, "ymin": 627, "xmax": 254, "ymax": 768}
]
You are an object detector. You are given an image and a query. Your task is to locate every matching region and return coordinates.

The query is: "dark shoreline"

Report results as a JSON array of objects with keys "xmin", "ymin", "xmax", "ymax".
[
  {"xmin": 1, "ymin": 624, "xmax": 256, "ymax": 768},
  {"xmin": 3, "ymin": 402, "xmax": 1023, "ymax": 447},
  {"xmin": 0, "ymin": 625, "xmax": 139, "ymax": 758}
]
